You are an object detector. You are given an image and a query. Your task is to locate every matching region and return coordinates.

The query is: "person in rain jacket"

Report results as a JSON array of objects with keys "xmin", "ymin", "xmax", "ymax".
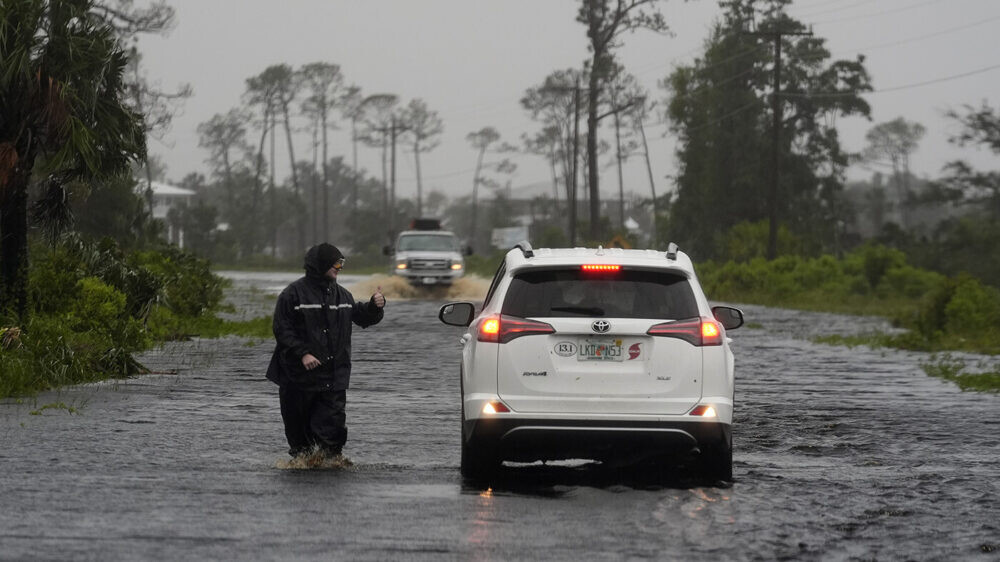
[{"xmin": 266, "ymin": 243, "xmax": 385, "ymax": 459}]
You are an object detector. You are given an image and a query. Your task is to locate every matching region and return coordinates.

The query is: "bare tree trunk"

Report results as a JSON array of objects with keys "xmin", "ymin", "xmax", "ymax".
[
  {"xmin": 351, "ymin": 115, "xmax": 359, "ymax": 224},
  {"xmin": 414, "ymin": 140, "xmax": 424, "ymax": 217},
  {"xmin": 311, "ymin": 120, "xmax": 319, "ymax": 242},
  {"xmin": 321, "ymin": 106, "xmax": 330, "ymax": 242},
  {"xmin": 614, "ymin": 110, "xmax": 624, "ymax": 230},
  {"xmin": 637, "ymin": 117, "xmax": 658, "ymax": 248},
  {"xmin": 222, "ymin": 149, "xmax": 234, "ymax": 218},
  {"xmin": 587, "ymin": 58, "xmax": 601, "ymax": 241},
  {"xmin": 390, "ymin": 118, "xmax": 397, "ymax": 235},
  {"xmin": 269, "ymin": 110, "xmax": 277, "ymax": 257},
  {"xmin": 381, "ymin": 131, "xmax": 389, "ymax": 223},
  {"xmin": 281, "ymin": 101, "xmax": 303, "ymax": 252},
  {"xmin": 250, "ymin": 106, "xmax": 271, "ymax": 254},
  {"xmin": 548, "ymin": 149, "xmax": 559, "ymax": 203},
  {"xmin": 471, "ymin": 147, "xmax": 486, "ymax": 251}
]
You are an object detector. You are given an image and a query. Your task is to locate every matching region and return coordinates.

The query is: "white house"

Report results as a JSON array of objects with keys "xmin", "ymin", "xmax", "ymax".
[{"xmin": 145, "ymin": 181, "xmax": 196, "ymax": 248}]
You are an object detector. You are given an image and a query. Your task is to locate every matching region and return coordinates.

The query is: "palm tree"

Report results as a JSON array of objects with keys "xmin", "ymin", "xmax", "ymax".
[{"xmin": 0, "ymin": 0, "xmax": 145, "ymax": 320}]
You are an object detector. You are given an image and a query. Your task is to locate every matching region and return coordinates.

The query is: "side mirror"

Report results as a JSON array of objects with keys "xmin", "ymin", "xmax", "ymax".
[
  {"xmin": 464, "ymin": 245, "xmax": 474, "ymax": 256},
  {"xmin": 712, "ymin": 306, "xmax": 744, "ymax": 330},
  {"xmin": 439, "ymin": 302, "xmax": 476, "ymax": 327},
  {"xmin": 382, "ymin": 245, "xmax": 393, "ymax": 256}
]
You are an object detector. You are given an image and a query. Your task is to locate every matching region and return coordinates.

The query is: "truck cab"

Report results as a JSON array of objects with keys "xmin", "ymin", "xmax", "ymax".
[{"xmin": 384, "ymin": 219, "xmax": 470, "ymax": 286}]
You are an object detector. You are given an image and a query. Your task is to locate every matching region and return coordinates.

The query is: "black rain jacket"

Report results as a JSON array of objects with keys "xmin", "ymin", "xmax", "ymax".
[{"xmin": 265, "ymin": 250, "xmax": 384, "ymax": 391}]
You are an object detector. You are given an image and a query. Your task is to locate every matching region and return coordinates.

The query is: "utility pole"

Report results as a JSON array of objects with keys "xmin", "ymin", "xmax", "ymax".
[
  {"xmin": 745, "ymin": 27, "xmax": 812, "ymax": 260},
  {"xmin": 390, "ymin": 116, "xmax": 397, "ymax": 237}
]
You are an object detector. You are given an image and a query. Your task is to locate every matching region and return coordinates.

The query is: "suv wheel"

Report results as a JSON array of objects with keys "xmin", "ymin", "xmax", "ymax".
[
  {"xmin": 460, "ymin": 417, "xmax": 499, "ymax": 480},
  {"xmin": 698, "ymin": 440, "xmax": 733, "ymax": 482}
]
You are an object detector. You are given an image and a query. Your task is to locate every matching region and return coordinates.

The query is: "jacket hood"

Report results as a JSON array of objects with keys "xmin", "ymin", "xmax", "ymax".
[{"xmin": 304, "ymin": 243, "xmax": 344, "ymax": 280}]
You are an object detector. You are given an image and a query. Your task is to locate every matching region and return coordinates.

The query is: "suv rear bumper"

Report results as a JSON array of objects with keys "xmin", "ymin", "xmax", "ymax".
[{"xmin": 464, "ymin": 417, "xmax": 731, "ymax": 463}]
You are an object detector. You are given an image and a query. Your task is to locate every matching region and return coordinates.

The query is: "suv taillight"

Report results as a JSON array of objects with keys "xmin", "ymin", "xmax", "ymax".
[
  {"xmin": 477, "ymin": 314, "xmax": 555, "ymax": 344},
  {"xmin": 646, "ymin": 317, "xmax": 722, "ymax": 346}
]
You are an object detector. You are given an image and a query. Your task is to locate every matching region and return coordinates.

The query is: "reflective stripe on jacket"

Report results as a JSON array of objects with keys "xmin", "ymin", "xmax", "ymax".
[{"xmin": 266, "ymin": 274, "xmax": 383, "ymax": 391}]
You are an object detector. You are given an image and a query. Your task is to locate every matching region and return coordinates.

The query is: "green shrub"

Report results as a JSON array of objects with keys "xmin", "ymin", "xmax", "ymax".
[
  {"xmin": 943, "ymin": 276, "xmax": 1000, "ymax": 337},
  {"xmin": 857, "ymin": 244, "xmax": 907, "ymax": 290},
  {"xmin": 715, "ymin": 220, "xmax": 802, "ymax": 262},
  {"xmin": 466, "ymin": 249, "xmax": 507, "ymax": 277},
  {"xmin": 880, "ymin": 265, "xmax": 945, "ymax": 299},
  {"xmin": 29, "ymin": 246, "xmax": 84, "ymax": 315},
  {"xmin": 133, "ymin": 246, "xmax": 226, "ymax": 317}
]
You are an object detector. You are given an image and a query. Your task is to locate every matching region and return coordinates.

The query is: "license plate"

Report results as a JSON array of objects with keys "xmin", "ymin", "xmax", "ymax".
[
  {"xmin": 578, "ymin": 339, "xmax": 624, "ymax": 361},
  {"xmin": 422, "ymin": 277, "xmax": 437, "ymax": 285}
]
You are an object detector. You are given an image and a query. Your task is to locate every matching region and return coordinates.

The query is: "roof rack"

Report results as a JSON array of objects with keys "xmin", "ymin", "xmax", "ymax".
[
  {"xmin": 666, "ymin": 242, "xmax": 678, "ymax": 261},
  {"xmin": 513, "ymin": 240, "xmax": 534, "ymax": 258}
]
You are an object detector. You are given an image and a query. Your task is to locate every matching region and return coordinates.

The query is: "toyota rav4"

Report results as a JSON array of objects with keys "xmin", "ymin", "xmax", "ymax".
[{"xmin": 438, "ymin": 242, "xmax": 744, "ymax": 481}]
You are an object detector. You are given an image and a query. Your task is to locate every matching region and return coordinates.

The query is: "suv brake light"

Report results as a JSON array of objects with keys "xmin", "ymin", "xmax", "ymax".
[
  {"xmin": 477, "ymin": 314, "xmax": 555, "ymax": 344},
  {"xmin": 646, "ymin": 317, "xmax": 723, "ymax": 346}
]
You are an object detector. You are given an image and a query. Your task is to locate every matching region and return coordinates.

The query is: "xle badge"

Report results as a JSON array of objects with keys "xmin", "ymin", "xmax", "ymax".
[
  {"xmin": 554, "ymin": 342, "xmax": 576, "ymax": 357},
  {"xmin": 628, "ymin": 343, "xmax": 641, "ymax": 360}
]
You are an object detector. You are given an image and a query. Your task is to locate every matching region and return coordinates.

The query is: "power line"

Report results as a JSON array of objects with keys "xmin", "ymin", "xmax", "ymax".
[
  {"xmin": 811, "ymin": 0, "xmax": 946, "ymax": 25},
  {"xmin": 832, "ymin": 13, "xmax": 1000, "ymax": 54},
  {"xmin": 782, "ymin": 61, "xmax": 1000, "ymax": 98},
  {"xmin": 791, "ymin": 0, "xmax": 877, "ymax": 19}
]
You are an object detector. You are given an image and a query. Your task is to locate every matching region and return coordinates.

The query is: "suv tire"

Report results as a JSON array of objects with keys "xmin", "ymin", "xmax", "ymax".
[
  {"xmin": 460, "ymin": 417, "xmax": 499, "ymax": 480},
  {"xmin": 698, "ymin": 440, "xmax": 733, "ymax": 482}
]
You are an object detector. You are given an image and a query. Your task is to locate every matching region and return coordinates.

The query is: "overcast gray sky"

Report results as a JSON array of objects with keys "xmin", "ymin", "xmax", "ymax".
[{"xmin": 140, "ymin": 0, "xmax": 1000, "ymax": 201}]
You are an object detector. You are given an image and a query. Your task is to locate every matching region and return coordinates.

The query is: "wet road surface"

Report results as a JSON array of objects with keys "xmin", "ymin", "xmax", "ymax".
[{"xmin": 2, "ymin": 272, "xmax": 999, "ymax": 560}]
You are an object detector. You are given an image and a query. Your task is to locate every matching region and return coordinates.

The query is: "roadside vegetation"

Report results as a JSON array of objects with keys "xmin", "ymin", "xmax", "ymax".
[
  {"xmin": 698, "ymin": 243, "xmax": 1000, "ymax": 356},
  {"xmin": 0, "ymin": 236, "xmax": 266, "ymax": 398}
]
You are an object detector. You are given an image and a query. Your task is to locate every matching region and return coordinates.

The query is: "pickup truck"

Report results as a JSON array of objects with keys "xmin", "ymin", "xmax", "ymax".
[{"xmin": 384, "ymin": 220, "xmax": 471, "ymax": 286}]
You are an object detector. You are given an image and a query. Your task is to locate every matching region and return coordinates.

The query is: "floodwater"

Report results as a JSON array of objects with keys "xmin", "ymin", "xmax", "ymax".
[{"xmin": 2, "ymin": 271, "xmax": 998, "ymax": 560}]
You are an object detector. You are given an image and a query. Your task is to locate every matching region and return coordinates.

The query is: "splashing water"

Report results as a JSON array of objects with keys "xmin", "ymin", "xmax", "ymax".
[
  {"xmin": 276, "ymin": 452, "xmax": 355, "ymax": 470},
  {"xmin": 346, "ymin": 274, "xmax": 489, "ymax": 302}
]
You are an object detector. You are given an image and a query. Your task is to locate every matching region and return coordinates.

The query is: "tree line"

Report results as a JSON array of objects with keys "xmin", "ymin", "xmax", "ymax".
[{"xmin": 6, "ymin": 0, "xmax": 1000, "ymax": 324}]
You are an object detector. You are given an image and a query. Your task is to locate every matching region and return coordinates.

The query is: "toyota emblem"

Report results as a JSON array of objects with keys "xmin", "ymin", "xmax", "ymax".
[{"xmin": 591, "ymin": 320, "xmax": 610, "ymax": 333}]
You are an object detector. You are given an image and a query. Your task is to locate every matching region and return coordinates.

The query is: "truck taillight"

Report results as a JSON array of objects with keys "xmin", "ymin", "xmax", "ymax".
[
  {"xmin": 646, "ymin": 317, "xmax": 722, "ymax": 346},
  {"xmin": 477, "ymin": 314, "xmax": 555, "ymax": 343}
]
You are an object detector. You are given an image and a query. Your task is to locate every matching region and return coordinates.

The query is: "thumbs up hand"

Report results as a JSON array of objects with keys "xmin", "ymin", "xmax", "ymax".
[{"xmin": 372, "ymin": 285, "xmax": 386, "ymax": 308}]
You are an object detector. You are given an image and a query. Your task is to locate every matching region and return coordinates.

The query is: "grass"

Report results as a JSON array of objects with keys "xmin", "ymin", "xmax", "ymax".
[
  {"xmin": 716, "ymin": 289, "xmax": 918, "ymax": 321},
  {"xmin": 813, "ymin": 333, "xmax": 894, "ymax": 350},
  {"xmin": 150, "ymin": 313, "xmax": 272, "ymax": 341},
  {"xmin": 920, "ymin": 354, "xmax": 1000, "ymax": 393}
]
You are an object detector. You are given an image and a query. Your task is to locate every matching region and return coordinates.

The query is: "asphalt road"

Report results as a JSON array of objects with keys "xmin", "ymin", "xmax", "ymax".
[{"xmin": 1, "ymin": 272, "xmax": 998, "ymax": 560}]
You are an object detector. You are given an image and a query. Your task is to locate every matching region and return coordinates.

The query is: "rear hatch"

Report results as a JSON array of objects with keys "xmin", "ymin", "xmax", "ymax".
[{"xmin": 496, "ymin": 267, "xmax": 703, "ymax": 415}]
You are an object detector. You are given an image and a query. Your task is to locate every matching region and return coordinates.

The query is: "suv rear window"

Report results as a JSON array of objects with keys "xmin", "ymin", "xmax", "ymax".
[{"xmin": 502, "ymin": 269, "xmax": 698, "ymax": 320}]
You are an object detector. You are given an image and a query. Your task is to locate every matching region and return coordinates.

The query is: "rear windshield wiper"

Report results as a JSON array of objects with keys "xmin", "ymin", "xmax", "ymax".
[{"xmin": 550, "ymin": 306, "xmax": 606, "ymax": 316}]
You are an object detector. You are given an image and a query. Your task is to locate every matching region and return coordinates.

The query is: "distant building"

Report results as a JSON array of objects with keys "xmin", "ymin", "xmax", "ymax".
[{"xmin": 145, "ymin": 181, "xmax": 196, "ymax": 248}]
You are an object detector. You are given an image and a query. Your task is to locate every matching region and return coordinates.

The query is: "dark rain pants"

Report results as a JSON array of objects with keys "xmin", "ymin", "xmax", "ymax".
[{"xmin": 279, "ymin": 386, "xmax": 348, "ymax": 457}]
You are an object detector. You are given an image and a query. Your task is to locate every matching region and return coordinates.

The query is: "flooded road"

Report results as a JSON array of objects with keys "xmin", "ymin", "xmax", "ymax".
[{"xmin": 2, "ymin": 271, "xmax": 998, "ymax": 560}]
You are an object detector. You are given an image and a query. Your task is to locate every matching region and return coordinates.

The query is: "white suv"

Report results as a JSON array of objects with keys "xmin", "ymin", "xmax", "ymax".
[{"xmin": 438, "ymin": 242, "xmax": 744, "ymax": 481}]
